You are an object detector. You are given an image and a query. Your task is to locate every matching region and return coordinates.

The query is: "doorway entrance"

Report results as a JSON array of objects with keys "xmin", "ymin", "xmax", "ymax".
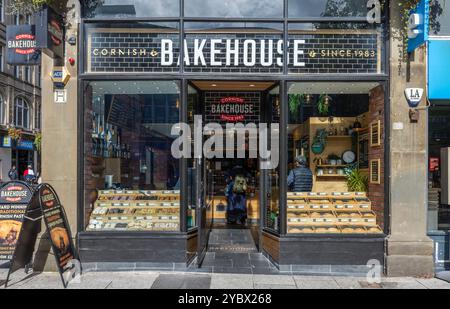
[{"xmin": 188, "ymin": 80, "xmax": 279, "ymax": 270}]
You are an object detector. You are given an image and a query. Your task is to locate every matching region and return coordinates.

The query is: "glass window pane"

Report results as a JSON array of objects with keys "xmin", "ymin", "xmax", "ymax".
[
  {"xmin": 430, "ymin": 0, "xmax": 450, "ymax": 36},
  {"xmin": 286, "ymin": 82, "xmax": 384, "ymax": 235},
  {"xmin": 288, "ymin": 0, "xmax": 369, "ymax": 18},
  {"xmin": 83, "ymin": 0, "xmax": 180, "ymax": 18},
  {"xmin": 185, "ymin": 0, "xmax": 283, "ymax": 18},
  {"xmin": 85, "ymin": 22, "xmax": 180, "ymax": 74},
  {"xmin": 84, "ymin": 81, "xmax": 181, "ymax": 232}
]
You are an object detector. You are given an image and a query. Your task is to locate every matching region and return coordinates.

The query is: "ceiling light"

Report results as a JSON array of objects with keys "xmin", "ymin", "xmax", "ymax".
[
  {"xmin": 249, "ymin": 84, "xmax": 255, "ymax": 87},
  {"xmin": 211, "ymin": 84, "xmax": 217, "ymax": 87}
]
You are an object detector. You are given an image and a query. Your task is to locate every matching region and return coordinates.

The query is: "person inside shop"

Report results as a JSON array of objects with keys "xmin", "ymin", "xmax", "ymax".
[
  {"xmin": 23, "ymin": 165, "xmax": 36, "ymax": 182},
  {"xmin": 287, "ymin": 155, "xmax": 313, "ymax": 192},
  {"xmin": 8, "ymin": 165, "xmax": 18, "ymax": 181},
  {"xmin": 225, "ymin": 168, "xmax": 248, "ymax": 225}
]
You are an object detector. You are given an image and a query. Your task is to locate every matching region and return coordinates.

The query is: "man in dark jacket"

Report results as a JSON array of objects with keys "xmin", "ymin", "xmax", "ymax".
[
  {"xmin": 8, "ymin": 165, "xmax": 18, "ymax": 181},
  {"xmin": 287, "ymin": 156, "xmax": 313, "ymax": 192}
]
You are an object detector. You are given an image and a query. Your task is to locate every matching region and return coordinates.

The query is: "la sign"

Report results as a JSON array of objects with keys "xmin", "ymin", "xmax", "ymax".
[{"xmin": 405, "ymin": 88, "xmax": 424, "ymax": 108}]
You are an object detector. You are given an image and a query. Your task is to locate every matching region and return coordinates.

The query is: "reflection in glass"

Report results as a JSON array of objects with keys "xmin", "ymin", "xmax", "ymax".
[
  {"xmin": 84, "ymin": 81, "xmax": 181, "ymax": 232},
  {"xmin": 83, "ymin": 0, "xmax": 180, "ymax": 18},
  {"xmin": 430, "ymin": 0, "xmax": 450, "ymax": 36},
  {"xmin": 288, "ymin": 0, "xmax": 368, "ymax": 18},
  {"xmin": 185, "ymin": 0, "xmax": 283, "ymax": 18}
]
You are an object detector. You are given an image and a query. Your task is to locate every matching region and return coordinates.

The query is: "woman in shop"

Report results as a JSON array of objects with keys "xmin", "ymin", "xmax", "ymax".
[{"xmin": 225, "ymin": 167, "xmax": 248, "ymax": 225}]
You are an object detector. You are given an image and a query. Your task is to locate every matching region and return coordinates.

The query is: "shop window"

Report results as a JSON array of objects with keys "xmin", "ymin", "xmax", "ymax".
[
  {"xmin": 84, "ymin": 80, "xmax": 181, "ymax": 232},
  {"xmin": 0, "ymin": 0, "xmax": 3, "ymax": 23},
  {"xmin": 288, "ymin": 0, "xmax": 371, "ymax": 18},
  {"xmin": 428, "ymin": 107, "xmax": 450, "ymax": 232},
  {"xmin": 430, "ymin": 0, "xmax": 450, "ymax": 36},
  {"xmin": 0, "ymin": 45, "xmax": 3, "ymax": 72},
  {"xmin": 286, "ymin": 82, "xmax": 385, "ymax": 235},
  {"xmin": 14, "ymin": 97, "xmax": 29, "ymax": 129},
  {"xmin": 184, "ymin": 0, "xmax": 283, "ymax": 18},
  {"xmin": 35, "ymin": 102, "xmax": 41, "ymax": 129},
  {"xmin": 0, "ymin": 94, "xmax": 5, "ymax": 125},
  {"xmin": 82, "ymin": 0, "xmax": 180, "ymax": 18}
]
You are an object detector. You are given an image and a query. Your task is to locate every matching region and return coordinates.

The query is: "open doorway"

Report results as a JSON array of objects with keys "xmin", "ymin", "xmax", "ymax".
[{"xmin": 188, "ymin": 80, "xmax": 279, "ymax": 269}]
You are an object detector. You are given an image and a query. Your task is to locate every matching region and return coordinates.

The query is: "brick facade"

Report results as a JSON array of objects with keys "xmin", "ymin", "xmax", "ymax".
[{"xmin": 368, "ymin": 85, "xmax": 385, "ymax": 229}]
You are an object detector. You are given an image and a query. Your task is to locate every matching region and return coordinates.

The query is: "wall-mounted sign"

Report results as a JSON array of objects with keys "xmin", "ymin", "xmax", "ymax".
[
  {"xmin": 405, "ymin": 88, "xmax": 424, "ymax": 107},
  {"xmin": 35, "ymin": 6, "xmax": 64, "ymax": 59},
  {"xmin": 407, "ymin": 0, "xmax": 430, "ymax": 53},
  {"xmin": 2, "ymin": 137, "xmax": 12, "ymax": 148},
  {"xmin": 50, "ymin": 66, "xmax": 71, "ymax": 88},
  {"xmin": 87, "ymin": 30, "xmax": 380, "ymax": 74},
  {"xmin": 430, "ymin": 157, "xmax": 440, "ymax": 172},
  {"xmin": 54, "ymin": 89, "xmax": 67, "ymax": 104},
  {"xmin": 211, "ymin": 97, "xmax": 254, "ymax": 122},
  {"xmin": 6, "ymin": 25, "xmax": 41, "ymax": 65},
  {"xmin": 16, "ymin": 140, "xmax": 35, "ymax": 151}
]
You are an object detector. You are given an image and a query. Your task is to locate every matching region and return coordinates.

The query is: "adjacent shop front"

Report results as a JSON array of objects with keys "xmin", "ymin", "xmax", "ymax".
[
  {"xmin": 427, "ymin": 0, "xmax": 450, "ymax": 273},
  {"xmin": 76, "ymin": 0, "xmax": 389, "ymax": 272}
]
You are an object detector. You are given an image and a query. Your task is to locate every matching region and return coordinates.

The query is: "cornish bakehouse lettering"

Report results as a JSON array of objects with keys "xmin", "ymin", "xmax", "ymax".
[
  {"xmin": 8, "ymin": 34, "xmax": 37, "ymax": 55},
  {"xmin": 88, "ymin": 32, "xmax": 380, "ymax": 74},
  {"xmin": 211, "ymin": 97, "xmax": 254, "ymax": 122}
]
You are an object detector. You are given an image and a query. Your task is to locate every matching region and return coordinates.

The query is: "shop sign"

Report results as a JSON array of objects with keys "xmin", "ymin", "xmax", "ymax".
[
  {"xmin": 88, "ymin": 31, "xmax": 380, "ymax": 74},
  {"xmin": 16, "ymin": 140, "xmax": 35, "ymax": 151},
  {"xmin": 407, "ymin": 0, "xmax": 430, "ymax": 53},
  {"xmin": 211, "ymin": 97, "xmax": 254, "ymax": 122},
  {"xmin": 6, "ymin": 25, "xmax": 41, "ymax": 65},
  {"xmin": 2, "ymin": 137, "xmax": 12, "ymax": 148},
  {"xmin": 54, "ymin": 89, "xmax": 67, "ymax": 103},
  {"xmin": 0, "ymin": 182, "xmax": 34, "ymax": 262},
  {"xmin": 35, "ymin": 6, "xmax": 64, "ymax": 59},
  {"xmin": 430, "ymin": 157, "xmax": 439, "ymax": 172}
]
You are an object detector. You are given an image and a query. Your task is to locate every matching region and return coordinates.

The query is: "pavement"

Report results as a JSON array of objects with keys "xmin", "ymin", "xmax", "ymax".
[{"xmin": 1, "ymin": 269, "xmax": 450, "ymax": 289}]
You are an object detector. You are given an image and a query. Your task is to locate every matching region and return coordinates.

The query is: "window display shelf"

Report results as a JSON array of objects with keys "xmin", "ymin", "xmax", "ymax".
[{"xmin": 87, "ymin": 190, "xmax": 180, "ymax": 232}]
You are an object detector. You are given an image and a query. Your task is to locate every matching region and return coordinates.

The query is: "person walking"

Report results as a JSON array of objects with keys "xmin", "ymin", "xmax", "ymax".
[
  {"xmin": 23, "ymin": 165, "xmax": 36, "ymax": 182},
  {"xmin": 8, "ymin": 165, "xmax": 18, "ymax": 181},
  {"xmin": 287, "ymin": 155, "xmax": 313, "ymax": 192}
]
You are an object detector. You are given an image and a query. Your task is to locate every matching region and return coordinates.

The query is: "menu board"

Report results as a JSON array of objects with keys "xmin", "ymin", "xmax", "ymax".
[
  {"xmin": 0, "ymin": 182, "xmax": 33, "ymax": 262},
  {"xmin": 38, "ymin": 184, "xmax": 76, "ymax": 272}
]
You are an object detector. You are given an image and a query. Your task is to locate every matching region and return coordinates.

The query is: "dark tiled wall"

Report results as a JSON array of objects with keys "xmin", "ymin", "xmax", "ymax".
[{"xmin": 88, "ymin": 32, "xmax": 381, "ymax": 74}]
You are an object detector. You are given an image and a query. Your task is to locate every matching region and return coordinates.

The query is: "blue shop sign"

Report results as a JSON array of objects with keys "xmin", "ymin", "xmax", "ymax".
[
  {"xmin": 16, "ymin": 140, "xmax": 35, "ymax": 151},
  {"xmin": 428, "ymin": 40, "xmax": 450, "ymax": 100},
  {"xmin": 407, "ymin": 0, "xmax": 430, "ymax": 53},
  {"xmin": 1, "ymin": 137, "xmax": 12, "ymax": 148}
]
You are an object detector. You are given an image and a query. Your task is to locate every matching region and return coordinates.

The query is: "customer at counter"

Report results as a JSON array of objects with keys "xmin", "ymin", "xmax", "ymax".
[{"xmin": 287, "ymin": 156, "xmax": 313, "ymax": 192}]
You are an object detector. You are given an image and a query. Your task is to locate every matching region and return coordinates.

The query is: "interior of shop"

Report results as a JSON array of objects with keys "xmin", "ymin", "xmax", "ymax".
[{"xmin": 286, "ymin": 82, "xmax": 385, "ymax": 235}]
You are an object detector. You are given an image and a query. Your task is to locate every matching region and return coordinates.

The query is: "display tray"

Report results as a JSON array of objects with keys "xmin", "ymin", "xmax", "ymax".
[
  {"xmin": 286, "ymin": 192, "xmax": 381, "ymax": 234},
  {"xmin": 87, "ymin": 190, "xmax": 180, "ymax": 232}
]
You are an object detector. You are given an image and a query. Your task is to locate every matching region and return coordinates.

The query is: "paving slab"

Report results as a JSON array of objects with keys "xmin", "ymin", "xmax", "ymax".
[
  {"xmin": 416, "ymin": 278, "xmax": 450, "ymax": 289},
  {"xmin": 293, "ymin": 276, "xmax": 340, "ymax": 289},
  {"xmin": 151, "ymin": 274, "xmax": 211, "ymax": 289},
  {"xmin": 253, "ymin": 274, "xmax": 296, "ymax": 286},
  {"xmin": 254, "ymin": 284, "xmax": 297, "ymax": 289},
  {"xmin": 210, "ymin": 274, "xmax": 254, "ymax": 289}
]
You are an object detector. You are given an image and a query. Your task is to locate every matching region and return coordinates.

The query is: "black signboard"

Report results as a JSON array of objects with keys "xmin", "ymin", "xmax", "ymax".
[
  {"xmin": 35, "ymin": 6, "xmax": 64, "ymax": 59},
  {"xmin": 0, "ymin": 182, "xmax": 34, "ymax": 263},
  {"xmin": 6, "ymin": 25, "xmax": 41, "ymax": 65},
  {"xmin": 37, "ymin": 184, "xmax": 78, "ymax": 288}
]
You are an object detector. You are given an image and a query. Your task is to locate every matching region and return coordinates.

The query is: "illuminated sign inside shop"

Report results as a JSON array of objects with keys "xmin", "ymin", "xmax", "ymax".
[{"xmin": 211, "ymin": 97, "xmax": 254, "ymax": 122}]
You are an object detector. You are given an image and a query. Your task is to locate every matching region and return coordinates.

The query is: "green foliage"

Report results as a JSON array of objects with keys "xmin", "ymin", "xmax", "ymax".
[
  {"xmin": 34, "ymin": 132, "xmax": 42, "ymax": 153},
  {"xmin": 346, "ymin": 169, "xmax": 369, "ymax": 192},
  {"xmin": 317, "ymin": 94, "xmax": 329, "ymax": 116}
]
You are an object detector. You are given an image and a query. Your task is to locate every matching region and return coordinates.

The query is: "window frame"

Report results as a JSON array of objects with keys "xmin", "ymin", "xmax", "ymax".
[{"xmin": 14, "ymin": 96, "xmax": 30, "ymax": 129}]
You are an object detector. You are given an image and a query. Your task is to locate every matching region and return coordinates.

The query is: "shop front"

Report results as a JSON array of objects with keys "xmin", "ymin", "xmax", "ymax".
[
  {"xmin": 75, "ymin": 0, "xmax": 389, "ymax": 273},
  {"xmin": 427, "ymin": 0, "xmax": 450, "ymax": 273}
]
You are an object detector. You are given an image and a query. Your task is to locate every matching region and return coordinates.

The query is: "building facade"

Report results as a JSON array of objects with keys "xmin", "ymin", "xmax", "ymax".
[
  {"xmin": 37, "ymin": 0, "xmax": 435, "ymax": 276},
  {"xmin": 0, "ymin": 0, "xmax": 41, "ymax": 182}
]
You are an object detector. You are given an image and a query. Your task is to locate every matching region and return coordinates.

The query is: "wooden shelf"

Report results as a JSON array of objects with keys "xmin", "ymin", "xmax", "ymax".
[
  {"xmin": 327, "ymin": 135, "xmax": 352, "ymax": 139},
  {"xmin": 317, "ymin": 165, "xmax": 347, "ymax": 168},
  {"xmin": 316, "ymin": 174, "xmax": 346, "ymax": 178}
]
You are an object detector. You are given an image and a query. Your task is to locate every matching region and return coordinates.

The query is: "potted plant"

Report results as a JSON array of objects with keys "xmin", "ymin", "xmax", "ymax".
[
  {"xmin": 317, "ymin": 94, "xmax": 331, "ymax": 116},
  {"xmin": 346, "ymin": 169, "xmax": 369, "ymax": 192},
  {"xmin": 327, "ymin": 154, "xmax": 340, "ymax": 165}
]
